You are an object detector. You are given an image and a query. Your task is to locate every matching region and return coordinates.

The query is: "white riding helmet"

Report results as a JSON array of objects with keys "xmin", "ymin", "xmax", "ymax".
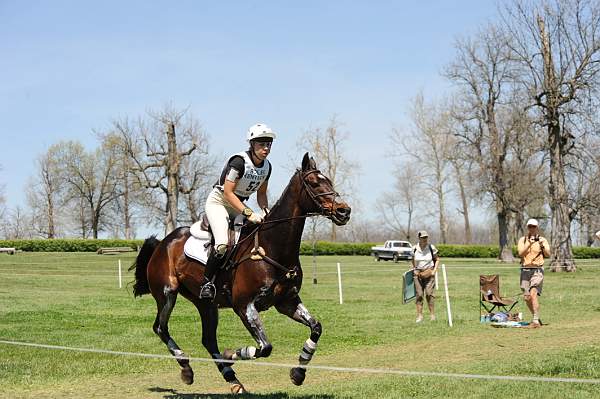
[{"xmin": 247, "ymin": 123, "xmax": 276, "ymax": 142}]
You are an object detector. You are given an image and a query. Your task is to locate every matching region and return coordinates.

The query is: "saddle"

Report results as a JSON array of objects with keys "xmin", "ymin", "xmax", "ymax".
[{"xmin": 184, "ymin": 213, "xmax": 245, "ymax": 265}]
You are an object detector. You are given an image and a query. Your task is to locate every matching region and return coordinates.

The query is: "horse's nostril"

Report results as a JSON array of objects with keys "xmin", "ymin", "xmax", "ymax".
[{"xmin": 337, "ymin": 207, "xmax": 351, "ymax": 216}]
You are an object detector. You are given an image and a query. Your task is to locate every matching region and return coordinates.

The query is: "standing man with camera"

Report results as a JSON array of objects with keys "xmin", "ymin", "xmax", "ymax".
[{"xmin": 517, "ymin": 218, "xmax": 550, "ymax": 328}]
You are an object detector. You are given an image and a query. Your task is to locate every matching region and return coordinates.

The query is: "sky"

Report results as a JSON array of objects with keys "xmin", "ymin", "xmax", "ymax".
[{"xmin": 0, "ymin": 1, "xmax": 499, "ymax": 236}]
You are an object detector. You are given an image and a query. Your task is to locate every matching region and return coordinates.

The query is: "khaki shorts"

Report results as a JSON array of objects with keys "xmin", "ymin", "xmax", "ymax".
[
  {"xmin": 520, "ymin": 268, "xmax": 544, "ymax": 296},
  {"xmin": 414, "ymin": 272, "xmax": 435, "ymax": 304}
]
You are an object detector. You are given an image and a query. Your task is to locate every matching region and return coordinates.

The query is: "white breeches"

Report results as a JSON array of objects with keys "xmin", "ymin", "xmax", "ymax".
[{"xmin": 204, "ymin": 188, "xmax": 240, "ymax": 248}]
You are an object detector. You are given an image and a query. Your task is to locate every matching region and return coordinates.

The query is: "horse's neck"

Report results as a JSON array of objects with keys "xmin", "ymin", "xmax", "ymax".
[{"xmin": 261, "ymin": 174, "xmax": 306, "ymax": 260}]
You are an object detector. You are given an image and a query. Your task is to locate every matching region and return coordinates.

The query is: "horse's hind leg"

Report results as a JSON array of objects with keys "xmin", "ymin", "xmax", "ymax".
[
  {"xmin": 152, "ymin": 287, "xmax": 194, "ymax": 384},
  {"xmin": 191, "ymin": 298, "xmax": 247, "ymax": 394},
  {"xmin": 275, "ymin": 296, "xmax": 321, "ymax": 386}
]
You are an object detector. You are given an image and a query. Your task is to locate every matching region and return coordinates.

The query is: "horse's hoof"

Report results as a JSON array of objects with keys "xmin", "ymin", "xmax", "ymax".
[
  {"xmin": 230, "ymin": 380, "xmax": 247, "ymax": 394},
  {"xmin": 290, "ymin": 367, "xmax": 306, "ymax": 386},
  {"xmin": 180, "ymin": 367, "xmax": 194, "ymax": 385}
]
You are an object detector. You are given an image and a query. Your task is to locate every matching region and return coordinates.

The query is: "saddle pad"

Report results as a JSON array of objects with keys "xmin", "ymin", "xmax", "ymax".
[{"xmin": 184, "ymin": 236, "xmax": 210, "ymax": 265}]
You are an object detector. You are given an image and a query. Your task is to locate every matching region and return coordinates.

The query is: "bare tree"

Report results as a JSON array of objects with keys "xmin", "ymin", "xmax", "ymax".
[
  {"xmin": 298, "ymin": 115, "xmax": 359, "ymax": 241},
  {"xmin": 114, "ymin": 107, "xmax": 211, "ymax": 234},
  {"xmin": 98, "ymin": 132, "xmax": 148, "ymax": 239},
  {"xmin": 393, "ymin": 94, "xmax": 452, "ymax": 243},
  {"xmin": 0, "ymin": 164, "xmax": 6, "ymax": 231},
  {"xmin": 56, "ymin": 140, "xmax": 122, "ymax": 239},
  {"xmin": 569, "ymin": 135, "xmax": 600, "ymax": 245},
  {"xmin": 2, "ymin": 206, "xmax": 32, "ymax": 239},
  {"xmin": 444, "ymin": 23, "xmax": 550, "ymax": 259},
  {"xmin": 178, "ymin": 140, "xmax": 217, "ymax": 224},
  {"xmin": 501, "ymin": 0, "xmax": 600, "ymax": 271},
  {"xmin": 448, "ymin": 152, "xmax": 473, "ymax": 244},
  {"xmin": 377, "ymin": 162, "xmax": 421, "ymax": 241},
  {"xmin": 26, "ymin": 145, "xmax": 65, "ymax": 238}
]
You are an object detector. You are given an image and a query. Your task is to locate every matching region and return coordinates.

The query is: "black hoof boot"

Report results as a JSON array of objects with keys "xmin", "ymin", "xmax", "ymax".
[
  {"xmin": 290, "ymin": 367, "xmax": 306, "ymax": 386},
  {"xmin": 199, "ymin": 281, "xmax": 216, "ymax": 299}
]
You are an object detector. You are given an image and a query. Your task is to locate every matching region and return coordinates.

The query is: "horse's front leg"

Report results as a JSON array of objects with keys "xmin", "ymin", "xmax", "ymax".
[
  {"xmin": 223, "ymin": 300, "xmax": 273, "ymax": 361},
  {"xmin": 275, "ymin": 296, "xmax": 321, "ymax": 386}
]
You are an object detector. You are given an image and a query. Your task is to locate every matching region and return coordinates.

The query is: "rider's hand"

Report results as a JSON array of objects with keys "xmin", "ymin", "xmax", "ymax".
[{"xmin": 248, "ymin": 211, "xmax": 263, "ymax": 224}]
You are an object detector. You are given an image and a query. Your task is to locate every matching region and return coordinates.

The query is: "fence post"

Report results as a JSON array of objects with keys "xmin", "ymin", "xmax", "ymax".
[
  {"xmin": 337, "ymin": 262, "xmax": 343, "ymax": 304},
  {"xmin": 118, "ymin": 259, "xmax": 122, "ymax": 289},
  {"xmin": 441, "ymin": 263, "xmax": 452, "ymax": 327}
]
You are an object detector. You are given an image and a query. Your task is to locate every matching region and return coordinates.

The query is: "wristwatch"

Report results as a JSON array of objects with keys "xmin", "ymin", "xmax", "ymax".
[{"xmin": 242, "ymin": 207, "xmax": 253, "ymax": 217}]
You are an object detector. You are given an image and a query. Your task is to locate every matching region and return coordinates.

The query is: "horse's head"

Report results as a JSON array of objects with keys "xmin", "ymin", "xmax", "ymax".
[{"xmin": 298, "ymin": 152, "xmax": 351, "ymax": 226}]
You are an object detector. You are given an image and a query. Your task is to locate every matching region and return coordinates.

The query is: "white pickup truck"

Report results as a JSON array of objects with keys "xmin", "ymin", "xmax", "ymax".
[{"xmin": 371, "ymin": 240, "xmax": 413, "ymax": 262}]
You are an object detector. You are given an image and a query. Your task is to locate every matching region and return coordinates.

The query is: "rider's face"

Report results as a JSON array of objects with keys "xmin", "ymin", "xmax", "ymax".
[{"xmin": 251, "ymin": 140, "xmax": 272, "ymax": 160}]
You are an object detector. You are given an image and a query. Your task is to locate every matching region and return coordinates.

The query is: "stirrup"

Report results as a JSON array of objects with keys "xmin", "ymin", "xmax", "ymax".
[{"xmin": 199, "ymin": 281, "xmax": 216, "ymax": 299}]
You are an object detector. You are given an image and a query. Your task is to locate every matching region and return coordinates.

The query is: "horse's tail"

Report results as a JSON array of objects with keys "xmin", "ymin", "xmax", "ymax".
[{"xmin": 129, "ymin": 235, "xmax": 161, "ymax": 297}]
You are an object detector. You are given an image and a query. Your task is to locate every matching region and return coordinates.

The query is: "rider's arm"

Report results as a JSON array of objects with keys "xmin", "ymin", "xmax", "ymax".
[
  {"xmin": 257, "ymin": 180, "xmax": 269, "ymax": 210},
  {"xmin": 223, "ymin": 180, "xmax": 248, "ymax": 214}
]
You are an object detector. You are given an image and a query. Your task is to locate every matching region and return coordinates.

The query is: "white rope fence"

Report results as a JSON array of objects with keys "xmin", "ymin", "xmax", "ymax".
[{"xmin": 1, "ymin": 339, "xmax": 599, "ymax": 385}]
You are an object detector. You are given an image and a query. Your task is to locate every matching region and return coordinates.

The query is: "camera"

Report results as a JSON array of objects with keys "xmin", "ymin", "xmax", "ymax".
[{"xmin": 534, "ymin": 236, "xmax": 540, "ymax": 242}]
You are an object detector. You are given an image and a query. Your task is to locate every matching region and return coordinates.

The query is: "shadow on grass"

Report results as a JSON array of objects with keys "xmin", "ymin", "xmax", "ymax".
[{"xmin": 149, "ymin": 387, "xmax": 334, "ymax": 399}]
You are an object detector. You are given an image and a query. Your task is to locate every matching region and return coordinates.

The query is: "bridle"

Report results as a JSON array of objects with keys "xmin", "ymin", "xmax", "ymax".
[
  {"xmin": 297, "ymin": 169, "xmax": 341, "ymax": 218},
  {"xmin": 231, "ymin": 168, "xmax": 344, "ymax": 275}
]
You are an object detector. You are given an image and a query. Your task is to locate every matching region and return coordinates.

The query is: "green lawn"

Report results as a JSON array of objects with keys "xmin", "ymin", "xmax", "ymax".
[{"xmin": 1, "ymin": 253, "xmax": 600, "ymax": 398}]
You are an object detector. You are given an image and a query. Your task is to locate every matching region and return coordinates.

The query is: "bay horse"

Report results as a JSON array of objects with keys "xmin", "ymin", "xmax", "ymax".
[{"xmin": 130, "ymin": 153, "xmax": 351, "ymax": 394}]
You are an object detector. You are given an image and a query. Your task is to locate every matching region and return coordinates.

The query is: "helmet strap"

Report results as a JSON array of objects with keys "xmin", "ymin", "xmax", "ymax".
[{"xmin": 249, "ymin": 143, "xmax": 263, "ymax": 164}]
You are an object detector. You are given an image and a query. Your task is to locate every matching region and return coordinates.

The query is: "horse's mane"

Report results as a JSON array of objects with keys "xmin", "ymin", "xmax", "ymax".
[
  {"xmin": 265, "ymin": 169, "xmax": 301, "ymax": 221},
  {"xmin": 239, "ymin": 169, "xmax": 301, "ymax": 237}
]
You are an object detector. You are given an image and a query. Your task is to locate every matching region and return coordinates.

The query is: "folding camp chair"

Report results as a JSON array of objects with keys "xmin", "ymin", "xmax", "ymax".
[{"xmin": 480, "ymin": 275, "xmax": 518, "ymax": 317}]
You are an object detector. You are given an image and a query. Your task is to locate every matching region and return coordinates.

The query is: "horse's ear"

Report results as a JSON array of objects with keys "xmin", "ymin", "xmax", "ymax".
[
  {"xmin": 301, "ymin": 152, "xmax": 311, "ymax": 171},
  {"xmin": 309, "ymin": 156, "xmax": 317, "ymax": 170}
]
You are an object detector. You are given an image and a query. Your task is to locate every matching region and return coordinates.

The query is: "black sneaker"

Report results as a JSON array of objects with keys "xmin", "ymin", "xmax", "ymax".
[{"xmin": 199, "ymin": 281, "xmax": 216, "ymax": 299}]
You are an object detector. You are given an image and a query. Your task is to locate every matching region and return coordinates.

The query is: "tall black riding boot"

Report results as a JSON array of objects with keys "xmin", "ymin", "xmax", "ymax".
[{"xmin": 199, "ymin": 252, "xmax": 225, "ymax": 299}]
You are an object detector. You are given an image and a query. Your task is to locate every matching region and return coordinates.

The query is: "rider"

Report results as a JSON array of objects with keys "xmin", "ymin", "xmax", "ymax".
[{"xmin": 199, "ymin": 123, "xmax": 275, "ymax": 299}]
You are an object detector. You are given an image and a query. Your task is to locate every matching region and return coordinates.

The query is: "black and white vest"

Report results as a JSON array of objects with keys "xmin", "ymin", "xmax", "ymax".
[{"xmin": 216, "ymin": 151, "xmax": 271, "ymax": 200}]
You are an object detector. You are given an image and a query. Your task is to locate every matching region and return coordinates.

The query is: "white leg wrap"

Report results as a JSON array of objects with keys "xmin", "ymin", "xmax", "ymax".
[
  {"xmin": 299, "ymin": 339, "xmax": 317, "ymax": 363},
  {"xmin": 232, "ymin": 346, "xmax": 256, "ymax": 360},
  {"xmin": 304, "ymin": 339, "xmax": 317, "ymax": 352}
]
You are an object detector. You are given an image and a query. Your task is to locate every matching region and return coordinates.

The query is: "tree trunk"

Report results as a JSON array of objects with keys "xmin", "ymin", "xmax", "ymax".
[
  {"xmin": 165, "ymin": 122, "xmax": 179, "ymax": 234},
  {"xmin": 46, "ymin": 190, "xmax": 55, "ymax": 239},
  {"xmin": 548, "ymin": 123, "xmax": 576, "ymax": 271},
  {"xmin": 453, "ymin": 163, "xmax": 471, "ymax": 244},
  {"xmin": 92, "ymin": 204, "xmax": 99, "ymax": 239},
  {"xmin": 123, "ymin": 170, "xmax": 132, "ymax": 239},
  {"xmin": 406, "ymin": 207, "xmax": 413, "ymax": 242},
  {"xmin": 538, "ymin": 15, "xmax": 576, "ymax": 272},
  {"xmin": 497, "ymin": 209, "xmax": 514, "ymax": 262},
  {"xmin": 436, "ymin": 177, "xmax": 448, "ymax": 243}
]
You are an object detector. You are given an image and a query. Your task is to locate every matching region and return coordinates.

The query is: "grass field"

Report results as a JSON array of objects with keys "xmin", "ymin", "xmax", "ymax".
[{"xmin": 1, "ymin": 252, "xmax": 600, "ymax": 398}]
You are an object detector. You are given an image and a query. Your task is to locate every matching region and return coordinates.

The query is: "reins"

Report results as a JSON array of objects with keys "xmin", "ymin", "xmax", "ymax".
[{"xmin": 226, "ymin": 168, "xmax": 339, "ymax": 275}]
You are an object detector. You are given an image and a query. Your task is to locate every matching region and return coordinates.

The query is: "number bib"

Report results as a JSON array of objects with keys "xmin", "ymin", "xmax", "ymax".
[{"xmin": 221, "ymin": 151, "xmax": 271, "ymax": 199}]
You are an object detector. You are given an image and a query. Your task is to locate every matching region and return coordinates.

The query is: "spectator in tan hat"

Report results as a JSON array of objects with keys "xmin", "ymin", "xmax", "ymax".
[
  {"xmin": 517, "ymin": 218, "xmax": 550, "ymax": 328},
  {"xmin": 411, "ymin": 230, "xmax": 440, "ymax": 323}
]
